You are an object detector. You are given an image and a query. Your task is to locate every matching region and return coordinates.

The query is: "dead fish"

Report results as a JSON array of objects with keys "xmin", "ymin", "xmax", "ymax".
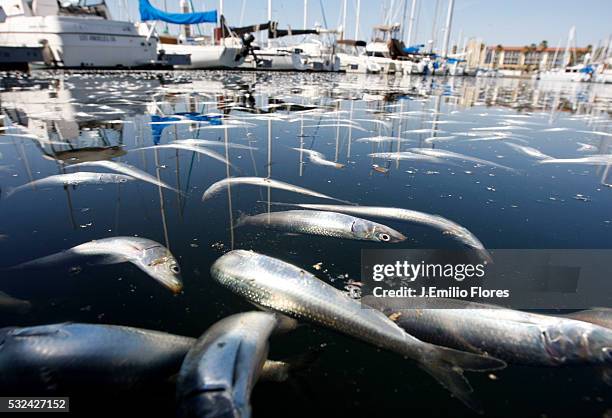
[
  {"xmin": 0, "ymin": 323, "xmax": 194, "ymax": 393},
  {"xmin": 173, "ymin": 139, "xmax": 257, "ymax": 150},
  {"xmin": 202, "ymin": 177, "xmax": 352, "ymax": 204},
  {"xmin": 409, "ymin": 148, "xmax": 516, "ymax": 172},
  {"xmin": 211, "ymin": 251, "xmax": 505, "ymax": 412},
  {"xmin": 0, "ymin": 290, "xmax": 31, "ymax": 314},
  {"xmin": 291, "ymin": 148, "xmax": 344, "ymax": 168},
  {"xmin": 263, "ymin": 202, "xmax": 491, "ymax": 261},
  {"xmin": 7, "ymin": 237, "xmax": 183, "ymax": 293},
  {"xmin": 503, "ymin": 143, "xmax": 553, "ymax": 160},
  {"xmin": 176, "ymin": 312, "xmax": 296, "ymax": 418},
  {"xmin": 540, "ymin": 155, "xmax": 612, "ymax": 166},
  {"xmin": 66, "ymin": 160, "xmax": 178, "ymax": 193},
  {"xmin": 559, "ymin": 308, "xmax": 612, "ymax": 330},
  {"xmin": 134, "ymin": 144, "xmax": 235, "ymax": 168},
  {"xmin": 4, "ymin": 172, "xmax": 133, "ymax": 198},
  {"xmin": 369, "ymin": 152, "xmax": 446, "ymax": 164},
  {"xmin": 236, "ymin": 210, "xmax": 406, "ymax": 242},
  {"xmin": 363, "ymin": 296, "xmax": 612, "ymax": 366}
]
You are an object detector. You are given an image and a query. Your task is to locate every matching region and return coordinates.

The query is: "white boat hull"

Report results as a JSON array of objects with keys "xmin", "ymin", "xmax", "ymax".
[
  {"xmin": 0, "ymin": 16, "xmax": 157, "ymax": 68},
  {"xmin": 160, "ymin": 43, "xmax": 243, "ymax": 69},
  {"xmin": 240, "ymin": 49, "xmax": 306, "ymax": 71}
]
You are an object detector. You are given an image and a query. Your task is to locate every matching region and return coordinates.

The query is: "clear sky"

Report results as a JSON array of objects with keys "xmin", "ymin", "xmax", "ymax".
[{"xmin": 109, "ymin": 0, "xmax": 612, "ymax": 48}]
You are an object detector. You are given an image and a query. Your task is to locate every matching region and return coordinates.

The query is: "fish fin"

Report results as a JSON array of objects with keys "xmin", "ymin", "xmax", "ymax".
[
  {"xmin": 3, "ymin": 186, "xmax": 16, "ymax": 199},
  {"xmin": 86, "ymin": 254, "xmax": 127, "ymax": 266},
  {"xmin": 234, "ymin": 211, "xmax": 250, "ymax": 227},
  {"xmin": 261, "ymin": 349, "xmax": 322, "ymax": 382},
  {"xmin": 419, "ymin": 360, "xmax": 483, "ymax": 413},
  {"xmin": 418, "ymin": 345, "xmax": 505, "ymax": 413}
]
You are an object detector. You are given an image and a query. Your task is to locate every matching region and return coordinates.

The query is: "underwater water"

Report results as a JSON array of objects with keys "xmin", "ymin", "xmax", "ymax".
[{"xmin": 0, "ymin": 70, "xmax": 611, "ymax": 417}]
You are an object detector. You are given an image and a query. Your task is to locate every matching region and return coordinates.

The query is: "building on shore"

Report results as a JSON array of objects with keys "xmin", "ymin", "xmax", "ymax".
[{"xmin": 463, "ymin": 39, "xmax": 591, "ymax": 76}]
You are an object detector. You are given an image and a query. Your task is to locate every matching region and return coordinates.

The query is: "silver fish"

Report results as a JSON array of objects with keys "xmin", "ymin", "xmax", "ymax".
[
  {"xmin": 5, "ymin": 172, "xmax": 133, "ymax": 198},
  {"xmin": 263, "ymin": 202, "xmax": 490, "ymax": 260},
  {"xmin": 408, "ymin": 148, "xmax": 516, "ymax": 172},
  {"xmin": 363, "ymin": 296, "xmax": 612, "ymax": 366},
  {"xmin": 8, "ymin": 237, "xmax": 182, "ymax": 293},
  {"xmin": 303, "ymin": 124, "xmax": 368, "ymax": 132},
  {"xmin": 0, "ymin": 291, "xmax": 31, "ymax": 314},
  {"xmin": 66, "ymin": 160, "xmax": 178, "ymax": 193},
  {"xmin": 355, "ymin": 136, "xmax": 413, "ymax": 143},
  {"xmin": 504, "ymin": 142, "xmax": 553, "ymax": 160},
  {"xmin": 236, "ymin": 210, "xmax": 406, "ymax": 242},
  {"xmin": 424, "ymin": 135, "xmax": 457, "ymax": 143},
  {"xmin": 368, "ymin": 152, "xmax": 446, "ymax": 164},
  {"xmin": 291, "ymin": 148, "xmax": 344, "ymax": 168},
  {"xmin": 135, "ymin": 144, "xmax": 236, "ymax": 168},
  {"xmin": 0, "ymin": 323, "xmax": 194, "ymax": 393},
  {"xmin": 177, "ymin": 312, "xmax": 295, "ymax": 418},
  {"xmin": 559, "ymin": 308, "xmax": 612, "ymax": 330},
  {"xmin": 211, "ymin": 251, "xmax": 505, "ymax": 411},
  {"xmin": 173, "ymin": 139, "xmax": 257, "ymax": 150},
  {"xmin": 540, "ymin": 155, "xmax": 612, "ymax": 165},
  {"xmin": 202, "ymin": 177, "xmax": 352, "ymax": 204}
]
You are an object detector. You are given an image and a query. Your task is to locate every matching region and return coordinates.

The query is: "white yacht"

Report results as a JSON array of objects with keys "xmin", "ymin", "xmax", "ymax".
[
  {"xmin": 294, "ymin": 40, "xmax": 340, "ymax": 72},
  {"xmin": 137, "ymin": 0, "xmax": 244, "ymax": 70},
  {"xmin": 240, "ymin": 45, "xmax": 306, "ymax": 71},
  {"xmin": 152, "ymin": 34, "xmax": 244, "ymax": 70},
  {"xmin": 336, "ymin": 40, "xmax": 381, "ymax": 74},
  {"xmin": 0, "ymin": 0, "xmax": 158, "ymax": 68}
]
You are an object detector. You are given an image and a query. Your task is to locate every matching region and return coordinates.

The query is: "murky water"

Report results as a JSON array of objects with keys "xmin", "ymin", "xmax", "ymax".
[{"xmin": 0, "ymin": 71, "xmax": 611, "ymax": 417}]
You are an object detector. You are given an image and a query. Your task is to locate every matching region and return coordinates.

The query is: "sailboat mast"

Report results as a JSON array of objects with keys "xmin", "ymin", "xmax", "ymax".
[
  {"xmin": 267, "ymin": 0, "xmax": 272, "ymax": 48},
  {"xmin": 400, "ymin": 0, "xmax": 409, "ymax": 42},
  {"xmin": 354, "ymin": 0, "xmax": 361, "ymax": 39},
  {"xmin": 563, "ymin": 26, "xmax": 575, "ymax": 67},
  {"xmin": 304, "ymin": 0, "xmax": 308, "ymax": 28},
  {"xmin": 220, "ymin": 0, "xmax": 224, "ymax": 17},
  {"xmin": 342, "ymin": 0, "xmax": 348, "ymax": 39},
  {"xmin": 430, "ymin": 0, "xmax": 440, "ymax": 53},
  {"xmin": 180, "ymin": 0, "xmax": 192, "ymax": 38},
  {"xmin": 406, "ymin": 0, "xmax": 417, "ymax": 45},
  {"xmin": 441, "ymin": 0, "xmax": 454, "ymax": 57}
]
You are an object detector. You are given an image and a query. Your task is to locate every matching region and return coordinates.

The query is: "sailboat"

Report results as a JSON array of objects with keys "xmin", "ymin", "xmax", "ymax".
[{"xmin": 137, "ymin": 0, "xmax": 245, "ymax": 69}]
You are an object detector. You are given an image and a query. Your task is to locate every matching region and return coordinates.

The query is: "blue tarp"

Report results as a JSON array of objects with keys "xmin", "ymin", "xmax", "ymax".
[
  {"xmin": 579, "ymin": 65, "xmax": 594, "ymax": 74},
  {"xmin": 139, "ymin": 0, "xmax": 217, "ymax": 24},
  {"xmin": 150, "ymin": 113, "xmax": 223, "ymax": 144},
  {"xmin": 402, "ymin": 44, "xmax": 424, "ymax": 54}
]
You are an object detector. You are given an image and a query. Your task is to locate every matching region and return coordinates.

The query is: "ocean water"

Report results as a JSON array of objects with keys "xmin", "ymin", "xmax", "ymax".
[{"xmin": 0, "ymin": 70, "xmax": 611, "ymax": 417}]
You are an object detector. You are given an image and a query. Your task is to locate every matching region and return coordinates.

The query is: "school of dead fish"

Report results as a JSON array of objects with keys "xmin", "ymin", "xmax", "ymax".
[{"xmin": 0, "ymin": 71, "xmax": 611, "ymax": 417}]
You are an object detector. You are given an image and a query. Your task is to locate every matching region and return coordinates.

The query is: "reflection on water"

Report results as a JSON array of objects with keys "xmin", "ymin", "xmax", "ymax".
[{"xmin": 0, "ymin": 71, "xmax": 611, "ymax": 417}]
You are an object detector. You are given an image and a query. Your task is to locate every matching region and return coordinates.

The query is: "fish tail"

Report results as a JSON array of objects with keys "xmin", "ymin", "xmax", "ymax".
[
  {"xmin": 234, "ymin": 211, "xmax": 250, "ymax": 227},
  {"xmin": 418, "ymin": 345, "xmax": 505, "ymax": 413},
  {"xmin": 5, "ymin": 250, "xmax": 77, "ymax": 271},
  {"xmin": 3, "ymin": 186, "xmax": 16, "ymax": 199}
]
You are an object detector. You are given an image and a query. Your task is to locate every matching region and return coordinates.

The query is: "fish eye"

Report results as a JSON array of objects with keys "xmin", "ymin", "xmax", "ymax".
[
  {"xmin": 379, "ymin": 233, "xmax": 391, "ymax": 242},
  {"xmin": 120, "ymin": 178, "xmax": 127, "ymax": 183},
  {"xmin": 169, "ymin": 263, "xmax": 180, "ymax": 274}
]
